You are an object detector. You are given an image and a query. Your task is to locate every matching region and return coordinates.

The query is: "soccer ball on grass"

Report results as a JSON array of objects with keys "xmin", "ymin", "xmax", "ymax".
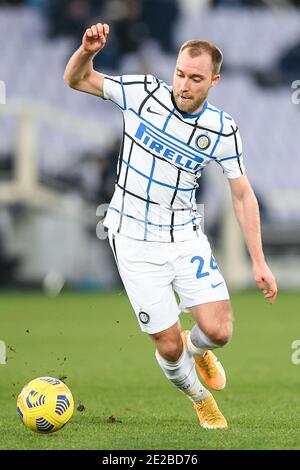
[{"xmin": 17, "ymin": 376, "xmax": 74, "ymax": 433}]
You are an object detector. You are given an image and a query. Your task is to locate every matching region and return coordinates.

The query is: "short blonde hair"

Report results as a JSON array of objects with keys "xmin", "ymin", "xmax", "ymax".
[{"xmin": 179, "ymin": 40, "xmax": 223, "ymax": 75}]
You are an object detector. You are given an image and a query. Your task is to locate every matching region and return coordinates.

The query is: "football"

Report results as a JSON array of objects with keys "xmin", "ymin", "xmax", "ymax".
[{"xmin": 17, "ymin": 377, "xmax": 74, "ymax": 433}]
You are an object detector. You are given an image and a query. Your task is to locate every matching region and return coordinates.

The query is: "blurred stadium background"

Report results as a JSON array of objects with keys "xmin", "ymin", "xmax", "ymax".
[
  {"xmin": 0, "ymin": 0, "xmax": 300, "ymax": 293},
  {"xmin": 1, "ymin": 0, "xmax": 300, "ymax": 451}
]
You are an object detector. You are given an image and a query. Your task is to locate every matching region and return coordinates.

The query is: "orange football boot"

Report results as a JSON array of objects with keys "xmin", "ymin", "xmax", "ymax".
[
  {"xmin": 193, "ymin": 392, "xmax": 228, "ymax": 429},
  {"xmin": 182, "ymin": 330, "xmax": 226, "ymax": 391}
]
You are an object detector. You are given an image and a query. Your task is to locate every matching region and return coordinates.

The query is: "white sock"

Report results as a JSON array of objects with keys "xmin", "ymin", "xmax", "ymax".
[
  {"xmin": 155, "ymin": 348, "xmax": 209, "ymax": 403},
  {"xmin": 187, "ymin": 325, "xmax": 219, "ymax": 356}
]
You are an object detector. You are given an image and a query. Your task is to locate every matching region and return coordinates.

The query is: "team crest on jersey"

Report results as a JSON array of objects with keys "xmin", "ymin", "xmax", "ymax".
[
  {"xmin": 139, "ymin": 311, "xmax": 150, "ymax": 324},
  {"xmin": 196, "ymin": 134, "xmax": 211, "ymax": 150}
]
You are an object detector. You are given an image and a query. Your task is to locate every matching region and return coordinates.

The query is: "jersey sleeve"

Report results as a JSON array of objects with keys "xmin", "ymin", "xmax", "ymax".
[
  {"xmin": 103, "ymin": 74, "xmax": 159, "ymax": 111},
  {"xmin": 217, "ymin": 121, "xmax": 245, "ymax": 179}
]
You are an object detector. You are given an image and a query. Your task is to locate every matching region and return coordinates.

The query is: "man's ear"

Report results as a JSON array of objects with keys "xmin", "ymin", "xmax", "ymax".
[{"xmin": 211, "ymin": 74, "xmax": 221, "ymax": 88}]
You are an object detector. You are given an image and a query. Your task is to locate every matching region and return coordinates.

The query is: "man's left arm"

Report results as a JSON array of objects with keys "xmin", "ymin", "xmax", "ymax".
[{"xmin": 229, "ymin": 175, "xmax": 278, "ymax": 304}]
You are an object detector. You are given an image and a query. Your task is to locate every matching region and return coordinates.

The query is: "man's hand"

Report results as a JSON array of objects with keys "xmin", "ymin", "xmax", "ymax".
[
  {"xmin": 253, "ymin": 262, "xmax": 278, "ymax": 304},
  {"xmin": 64, "ymin": 23, "xmax": 109, "ymax": 96},
  {"xmin": 82, "ymin": 23, "xmax": 110, "ymax": 54}
]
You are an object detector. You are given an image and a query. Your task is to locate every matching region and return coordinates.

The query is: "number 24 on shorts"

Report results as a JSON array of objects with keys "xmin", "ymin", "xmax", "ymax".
[{"xmin": 191, "ymin": 254, "xmax": 220, "ymax": 279}]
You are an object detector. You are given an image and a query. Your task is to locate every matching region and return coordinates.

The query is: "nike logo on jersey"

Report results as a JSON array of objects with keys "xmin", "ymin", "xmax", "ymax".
[
  {"xmin": 211, "ymin": 281, "xmax": 224, "ymax": 289},
  {"xmin": 147, "ymin": 106, "xmax": 163, "ymax": 116}
]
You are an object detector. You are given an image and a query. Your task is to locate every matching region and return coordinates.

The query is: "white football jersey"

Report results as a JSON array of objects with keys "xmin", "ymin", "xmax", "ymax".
[{"xmin": 103, "ymin": 74, "xmax": 245, "ymax": 242}]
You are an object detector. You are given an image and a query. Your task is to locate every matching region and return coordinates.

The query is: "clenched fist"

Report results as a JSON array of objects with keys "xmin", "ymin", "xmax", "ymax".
[{"xmin": 82, "ymin": 23, "xmax": 110, "ymax": 54}]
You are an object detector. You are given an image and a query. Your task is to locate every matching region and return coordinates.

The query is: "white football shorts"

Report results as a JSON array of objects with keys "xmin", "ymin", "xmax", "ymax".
[{"xmin": 108, "ymin": 230, "xmax": 229, "ymax": 334}]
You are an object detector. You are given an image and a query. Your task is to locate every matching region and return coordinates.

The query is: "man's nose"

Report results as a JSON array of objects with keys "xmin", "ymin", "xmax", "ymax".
[
  {"xmin": 180, "ymin": 79, "xmax": 189, "ymax": 92},
  {"xmin": 181, "ymin": 77, "xmax": 190, "ymax": 91}
]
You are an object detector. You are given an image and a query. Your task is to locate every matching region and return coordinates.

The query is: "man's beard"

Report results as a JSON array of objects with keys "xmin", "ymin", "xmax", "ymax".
[{"xmin": 174, "ymin": 91, "xmax": 208, "ymax": 114}]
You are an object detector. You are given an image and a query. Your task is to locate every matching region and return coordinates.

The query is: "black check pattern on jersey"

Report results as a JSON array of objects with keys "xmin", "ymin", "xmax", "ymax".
[
  {"xmin": 116, "ymin": 76, "xmax": 202, "ymax": 240},
  {"xmin": 103, "ymin": 74, "xmax": 244, "ymax": 242},
  {"xmin": 231, "ymin": 124, "xmax": 243, "ymax": 175},
  {"xmin": 117, "ymin": 139, "xmax": 134, "ymax": 234}
]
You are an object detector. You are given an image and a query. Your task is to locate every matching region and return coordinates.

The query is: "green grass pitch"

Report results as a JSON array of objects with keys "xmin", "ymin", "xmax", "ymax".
[{"xmin": 0, "ymin": 290, "xmax": 299, "ymax": 450}]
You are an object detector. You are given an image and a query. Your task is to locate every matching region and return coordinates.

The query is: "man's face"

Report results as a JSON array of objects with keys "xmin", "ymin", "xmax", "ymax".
[{"xmin": 172, "ymin": 49, "xmax": 220, "ymax": 114}]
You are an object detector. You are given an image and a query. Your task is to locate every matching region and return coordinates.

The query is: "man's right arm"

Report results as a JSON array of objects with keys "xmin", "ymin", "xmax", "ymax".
[{"xmin": 63, "ymin": 23, "xmax": 109, "ymax": 98}]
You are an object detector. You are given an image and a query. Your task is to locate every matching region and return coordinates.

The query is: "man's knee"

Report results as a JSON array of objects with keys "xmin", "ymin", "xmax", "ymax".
[
  {"xmin": 207, "ymin": 323, "xmax": 232, "ymax": 347},
  {"xmin": 152, "ymin": 331, "xmax": 183, "ymax": 362},
  {"xmin": 191, "ymin": 301, "xmax": 233, "ymax": 347}
]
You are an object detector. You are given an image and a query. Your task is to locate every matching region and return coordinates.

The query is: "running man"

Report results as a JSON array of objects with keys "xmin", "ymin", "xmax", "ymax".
[{"xmin": 64, "ymin": 23, "xmax": 277, "ymax": 429}]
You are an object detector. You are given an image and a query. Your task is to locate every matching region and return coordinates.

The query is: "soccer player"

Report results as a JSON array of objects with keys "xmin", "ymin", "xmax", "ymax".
[{"xmin": 64, "ymin": 23, "xmax": 277, "ymax": 429}]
